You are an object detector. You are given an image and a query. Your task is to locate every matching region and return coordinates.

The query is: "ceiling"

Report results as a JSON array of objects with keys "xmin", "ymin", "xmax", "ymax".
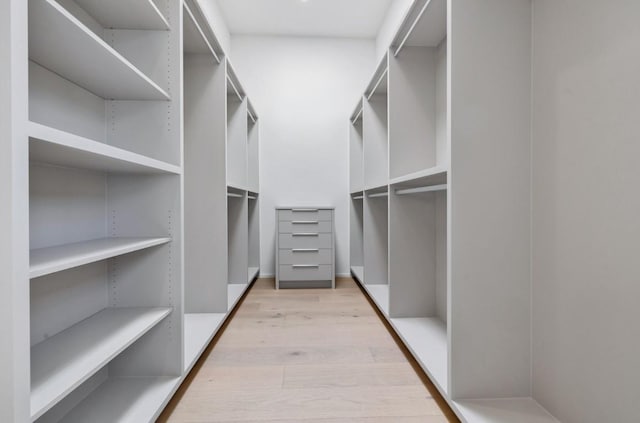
[{"xmin": 215, "ymin": 0, "xmax": 394, "ymax": 38}]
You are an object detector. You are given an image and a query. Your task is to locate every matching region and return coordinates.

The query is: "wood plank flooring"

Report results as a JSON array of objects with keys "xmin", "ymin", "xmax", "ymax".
[{"xmin": 158, "ymin": 278, "xmax": 457, "ymax": 423}]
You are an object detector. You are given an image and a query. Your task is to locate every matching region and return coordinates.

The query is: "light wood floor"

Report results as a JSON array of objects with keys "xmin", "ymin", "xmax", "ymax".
[{"xmin": 159, "ymin": 278, "xmax": 457, "ymax": 423}]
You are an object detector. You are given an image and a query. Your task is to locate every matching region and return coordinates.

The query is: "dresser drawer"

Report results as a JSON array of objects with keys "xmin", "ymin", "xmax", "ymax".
[
  {"xmin": 278, "ymin": 233, "xmax": 332, "ymax": 249},
  {"xmin": 278, "ymin": 209, "xmax": 332, "ymax": 221},
  {"xmin": 279, "ymin": 220, "xmax": 332, "ymax": 233},
  {"xmin": 279, "ymin": 264, "xmax": 332, "ymax": 281},
  {"xmin": 279, "ymin": 248, "xmax": 333, "ymax": 265}
]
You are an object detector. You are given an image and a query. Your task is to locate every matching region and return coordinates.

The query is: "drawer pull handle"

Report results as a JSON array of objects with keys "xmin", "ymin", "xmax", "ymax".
[
  {"xmin": 292, "ymin": 249, "xmax": 319, "ymax": 252},
  {"xmin": 291, "ymin": 208, "xmax": 318, "ymax": 212},
  {"xmin": 292, "ymin": 221, "xmax": 319, "ymax": 224},
  {"xmin": 292, "ymin": 233, "xmax": 319, "ymax": 237},
  {"xmin": 293, "ymin": 265, "xmax": 320, "ymax": 268}
]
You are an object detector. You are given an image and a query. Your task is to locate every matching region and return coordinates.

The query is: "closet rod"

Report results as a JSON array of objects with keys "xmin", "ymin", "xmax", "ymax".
[
  {"xmin": 248, "ymin": 195, "xmax": 257, "ymax": 200},
  {"xmin": 366, "ymin": 69, "xmax": 388, "ymax": 100},
  {"xmin": 351, "ymin": 107, "xmax": 363, "ymax": 124},
  {"xmin": 227, "ymin": 76, "xmax": 243, "ymax": 101},
  {"xmin": 248, "ymin": 110, "xmax": 257, "ymax": 123},
  {"xmin": 227, "ymin": 192, "xmax": 243, "ymax": 198},
  {"xmin": 393, "ymin": 0, "xmax": 434, "ymax": 57},
  {"xmin": 368, "ymin": 192, "xmax": 389, "ymax": 198},
  {"xmin": 184, "ymin": 1, "xmax": 221, "ymax": 64},
  {"xmin": 352, "ymin": 195, "xmax": 364, "ymax": 200},
  {"xmin": 395, "ymin": 184, "xmax": 447, "ymax": 195}
]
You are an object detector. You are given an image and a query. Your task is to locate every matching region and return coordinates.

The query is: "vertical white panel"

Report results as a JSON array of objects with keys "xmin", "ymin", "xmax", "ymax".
[
  {"xmin": 226, "ymin": 95, "xmax": 249, "ymax": 189},
  {"xmin": 363, "ymin": 195, "xmax": 389, "ymax": 286},
  {"xmin": 0, "ymin": 1, "xmax": 30, "ymax": 420},
  {"xmin": 532, "ymin": 1, "xmax": 640, "ymax": 421},
  {"xmin": 228, "ymin": 195, "xmax": 249, "ymax": 285},
  {"xmin": 247, "ymin": 119, "xmax": 260, "ymax": 192},
  {"xmin": 349, "ymin": 198, "xmax": 364, "ymax": 267},
  {"xmin": 349, "ymin": 119, "xmax": 364, "ymax": 193},
  {"xmin": 435, "ymin": 39, "xmax": 448, "ymax": 168},
  {"xmin": 363, "ymin": 94, "xmax": 389, "ymax": 189},
  {"xmin": 184, "ymin": 54, "xmax": 228, "ymax": 313},
  {"xmin": 449, "ymin": 0, "xmax": 531, "ymax": 399}
]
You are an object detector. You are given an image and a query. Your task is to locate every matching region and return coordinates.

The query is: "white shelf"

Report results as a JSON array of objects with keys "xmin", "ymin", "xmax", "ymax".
[
  {"xmin": 389, "ymin": 166, "xmax": 448, "ymax": 187},
  {"xmin": 28, "ymin": 122, "xmax": 181, "ymax": 175},
  {"xmin": 454, "ymin": 398, "xmax": 559, "ymax": 423},
  {"xmin": 248, "ymin": 267, "xmax": 259, "ymax": 283},
  {"xmin": 74, "ymin": 0, "xmax": 170, "ymax": 30},
  {"xmin": 390, "ymin": 317, "xmax": 448, "ymax": 393},
  {"xmin": 394, "ymin": 0, "xmax": 447, "ymax": 54},
  {"xmin": 227, "ymin": 283, "xmax": 249, "ymax": 311},
  {"xmin": 31, "ymin": 307, "xmax": 172, "ymax": 420},
  {"xmin": 59, "ymin": 376, "xmax": 180, "ymax": 423},
  {"xmin": 183, "ymin": 2, "xmax": 217, "ymax": 59},
  {"xmin": 30, "ymin": 237, "xmax": 171, "ymax": 279},
  {"xmin": 184, "ymin": 313, "xmax": 225, "ymax": 372},
  {"xmin": 29, "ymin": 0, "xmax": 170, "ymax": 100},
  {"xmin": 351, "ymin": 266, "xmax": 364, "ymax": 283},
  {"xmin": 364, "ymin": 284, "xmax": 389, "ymax": 315}
]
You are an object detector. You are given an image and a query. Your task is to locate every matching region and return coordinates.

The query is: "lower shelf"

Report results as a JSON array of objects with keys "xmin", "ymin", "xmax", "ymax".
[
  {"xmin": 228, "ymin": 283, "xmax": 249, "ymax": 311},
  {"xmin": 350, "ymin": 265, "xmax": 364, "ymax": 284},
  {"xmin": 60, "ymin": 376, "xmax": 180, "ymax": 423},
  {"xmin": 454, "ymin": 398, "xmax": 559, "ymax": 423},
  {"xmin": 183, "ymin": 313, "xmax": 226, "ymax": 373},
  {"xmin": 364, "ymin": 284, "xmax": 389, "ymax": 315},
  {"xmin": 390, "ymin": 317, "xmax": 448, "ymax": 393}
]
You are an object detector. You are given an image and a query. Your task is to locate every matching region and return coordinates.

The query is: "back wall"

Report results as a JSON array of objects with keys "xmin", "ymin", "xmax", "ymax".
[{"xmin": 230, "ymin": 35, "xmax": 375, "ymax": 277}]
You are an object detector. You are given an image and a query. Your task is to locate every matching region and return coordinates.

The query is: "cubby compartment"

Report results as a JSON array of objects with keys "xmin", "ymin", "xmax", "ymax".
[
  {"xmin": 363, "ymin": 55, "xmax": 389, "ymax": 190},
  {"xmin": 248, "ymin": 193, "xmax": 260, "ymax": 283},
  {"xmin": 226, "ymin": 66, "xmax": 248, "ymax": 190},
  {"xmin": 227, "ymin": 188, "xmax": 249, "ymax": 310},
  {"xmin": 349, "ymin": 192, "xmax": 364, "ymax": 284},
  {"xmin": 182, "ymin": 2, "xmax": 228, "ymax": 374},
  {"xmin": 349, "ymin": 100, "xmax": 364, "ymax": 193},
  {"xmin": 363, "ymin": 186, "xmax": 389, "ymax": 315},
  {"xmin": 389, "ymin": 0, "xmax": 447, "ymax": 180},
  {"xmin": 388, "ymin": 175, "xmax": 448, "ymax": 394}
]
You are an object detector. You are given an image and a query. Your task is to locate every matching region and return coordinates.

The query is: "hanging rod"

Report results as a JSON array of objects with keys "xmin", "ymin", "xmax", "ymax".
[
  {"xmin": 368, "ymin": 192, "xmax": 389, "ymax": 198},
  {"xmin": 352, "ymin": 195, "xmax": 364, "ymax": 200},
  {"xmin": 227, "ymin": 76, "xmax": 243, "ymax": 101},
  {"xmin": 366, "ymin": 69, "xmax": 388, "ymax": 100},
  {"xmin": 395, "ymin": 184, "xmax": 447, "ymax": 195},
  {"xmin": 248, "ymin": 195, "xmax": 257, "ymax": 200},
  {"xmin": 227, "ymin": 192, "xmax": 243, "ymax": 198},
  {"xmin": 351, "ymin": 107, "xmax": 363, "ymax": 124},
  {"xmin": 248, "ymin": 109, "xmax": 257, "ymax": 123},
  {"xmin": 394, "ymin": 0, "xmax": 434, "ymax": 57},
  {"xmin": 184, "ymin": 1, "xmax": 221, "ymax": 64}
]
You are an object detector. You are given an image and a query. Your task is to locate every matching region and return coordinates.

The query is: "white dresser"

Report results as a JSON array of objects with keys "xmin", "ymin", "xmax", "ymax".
[{"xmin": 276, "ymin": 207, "xmax": 335, "ymax": 289}]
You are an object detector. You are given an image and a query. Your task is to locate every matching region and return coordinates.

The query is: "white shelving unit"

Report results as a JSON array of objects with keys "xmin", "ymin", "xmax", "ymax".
[{"xmin": 183, "ymin": 313, "xmax": 225, "ymax": 373}]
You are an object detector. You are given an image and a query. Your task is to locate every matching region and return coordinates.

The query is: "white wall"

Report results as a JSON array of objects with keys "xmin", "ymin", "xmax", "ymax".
[
  {"xmin": 532, "ymin": 1, "xmax": 640, "ymax": 422},
  {"xmin": 375, "ymin": 0, "xmax": 413, "ymax": 60},
  {"xmin": 230, "ymin": 36, "xmax": 375, "ymax": 276}
]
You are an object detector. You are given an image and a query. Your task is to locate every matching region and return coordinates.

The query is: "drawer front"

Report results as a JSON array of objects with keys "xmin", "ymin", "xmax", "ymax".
[
  {"xmin": 278, "ymin": 233, "xmax": 332, "ymax": 249},
  {"xmin": 279, "ymin": 264, "xmax": 332, "ymax": 281},
  {"xmin": 279, "ymin": 249, "xmax": 333, "ymax": 265},
  {"xmin": 279, "ymin": 220, "xmax": 332, "ymax": 234},
  {"xmin": 278, "ymin": 209, "xmax": 332, "ymax": 221}
]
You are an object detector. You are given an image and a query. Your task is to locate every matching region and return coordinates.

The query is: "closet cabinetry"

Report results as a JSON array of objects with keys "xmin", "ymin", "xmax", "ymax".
[
  {"xmin": 350, "ymin": 0, "xmax": 554, "ymax": 422},
  {"xmin": 2, "ymin": 0, "xmax": 260, "ymax": 421}
]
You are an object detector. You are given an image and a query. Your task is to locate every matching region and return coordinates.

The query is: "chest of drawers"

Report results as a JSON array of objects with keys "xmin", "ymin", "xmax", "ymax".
[{"xmin": 276, "ymin": 207, "xmax": 335, "ymax": 289}]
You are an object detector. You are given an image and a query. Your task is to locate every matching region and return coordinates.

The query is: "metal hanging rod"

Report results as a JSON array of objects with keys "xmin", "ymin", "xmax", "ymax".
[
  {"xmin": 352, "ymin": 195, "xmax": 364, "ymax": 200},
  {"xmin": 367, "ymin": 191, "xmax": 389, "ymax": 198},
  {"xmin": 227, "ymin": 76, "xmax": 243, "ymax": 101},
  {"xmin": 395, "ymin": 184, "xmax": 447, "ymax": 195},
  {"xmin": 366, "ymin": 69, "xmax": 388, "ymax": 100},
  {"xmin": 227, "ymin": 192, "xmax": 243, "ymax": 198}
]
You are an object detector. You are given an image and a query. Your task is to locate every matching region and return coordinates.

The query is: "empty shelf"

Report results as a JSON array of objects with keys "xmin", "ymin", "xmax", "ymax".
[
  {"xmin": 228, "ymin": 283, "xmax": 249, "ymax": 311},
  {"xmin": 365, "ymin": 284, "xmax": 389, "ymax": 315},
  {"xmin": 248, "ymin": 267, "xmax": 259, "ymax": 283},
  {"xmin": 390, "ymin": 166, "xmax": 448, "ymax": 187},
  {"xmin": 183, "ymin": 2, "xmax": 218, "ymax": 60},
  {"xmin": 454, "ymin": 398, "xmax": 560, "ymax": 423},
  {"xmin": 395, "ymin": 184, "xmax": 447, "ymax": 195},
  {"xmin": 390, "ymin": 317, "xmax": 448, "ymax": 393},
  {"xmin": 28, "ymin": 122, "xmax": 181, "ymax": 175},
  {"xmin": 29, "ymin": 0, "xmax": 170, "ymax": 100},
  {"xmin": 184, "ymin": 313, "xmax": 226, "ymax": 372},
  {"xmin": 350, "ymin": 266, "xmax": 364, "ymax": 283},
  {"xmin": 30, "ymin": 237, "xmax": 171, "ymax": 279},
  {"xmin": 74, "ymin": 0, "xmax": 170, "ymax": 30},
  {"xmin": 31, "ymin": 307, "xmax": 172, "ymax": 420},
  {"xmin": 59, "ymin": 376, "xmax": 179, "ymax": 423}
]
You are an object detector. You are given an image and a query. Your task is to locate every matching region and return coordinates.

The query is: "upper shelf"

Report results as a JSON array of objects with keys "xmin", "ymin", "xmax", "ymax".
[
  {"xmin": 74, "ymin": 0, "xmax": 170, "ymax": 30},
  {"xmin": 30, "ymin": 307, "xmax": 172, "ymax": 420},
  {"xmin": 183, "ymin": 2, "xmax": 219, "ymax": 61},
  {"xmin": 389, "ymin": 166, "xmax": 448, "ymax": 188},
  {"xmin": 29, "ymin": 122, "xmax": 181, "ymax": 175},
  {"xmin": 29, "ymin": 0, "xmax": 170, "ymax": 101},
  {"xmin": 392, "ymin": 0, "xmax": 447, "ymax": 55},
  {"xmin": 30, "ymin": 237, "xmax": 171, "ymax": 279},
  {"xmin": 365, "ymin": 53, "xmax": 388, "ymax": 99}
]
